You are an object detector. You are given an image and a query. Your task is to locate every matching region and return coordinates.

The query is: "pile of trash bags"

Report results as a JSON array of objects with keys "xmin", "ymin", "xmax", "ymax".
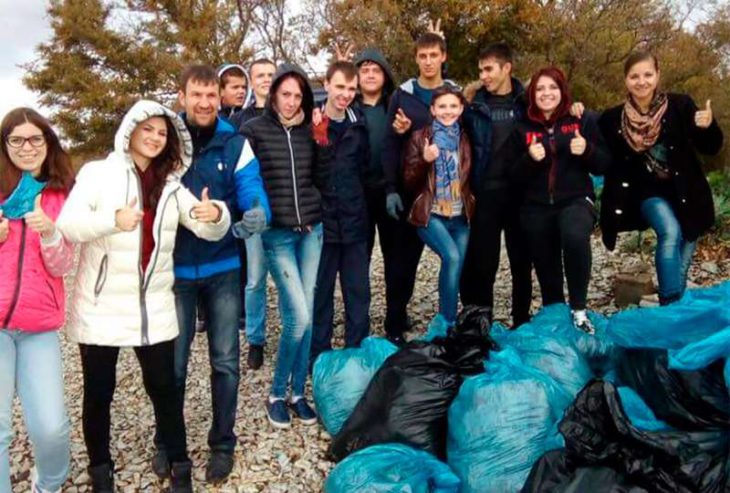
[{"xmin": 313, "ymin": 281, "xmax": 730, "ymax": 493}]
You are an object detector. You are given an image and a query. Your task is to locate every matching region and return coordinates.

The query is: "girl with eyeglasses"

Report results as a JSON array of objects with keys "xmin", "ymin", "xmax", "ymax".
[{"xmin": 0, "ymin": 108, "xmax": 75, "ymax": 493}]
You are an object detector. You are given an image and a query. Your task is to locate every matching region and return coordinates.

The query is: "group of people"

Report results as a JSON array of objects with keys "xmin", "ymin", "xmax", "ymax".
[{"xmin": 0, "ymin": 24, "xmax": 723, "ymax": 493}]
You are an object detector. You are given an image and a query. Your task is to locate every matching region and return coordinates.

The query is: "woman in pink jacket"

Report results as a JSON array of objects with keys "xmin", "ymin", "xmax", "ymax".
[{"xmin": 0, "ymin": 108, "xmax": 75, "ymax": 493}]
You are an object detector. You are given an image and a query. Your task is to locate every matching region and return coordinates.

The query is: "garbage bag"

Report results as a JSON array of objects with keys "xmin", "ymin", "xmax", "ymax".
[
  {"xmin": 329, "ymin": 307, "xmax": 495, "ymax": 462},
  {"xmin": 616, "ymin": 349, "xmax": 729, "ymax": 430},
  {"xmin": 312, "ymin": 337, "xmax": 398, "ymax": 434},
  {"xmin": 447, "ymin": 348, "xmax": 560, "ymax": 493},
  {"xmin": 493, "ymin": 303, "xmax": 615, "ymax": 375},
  {"xmin": 324, "ymin": 444, "xmax": 461, "ymax": 493},
  {"xmin": 616, "ymin": 386, "xmax": 672, "ymax": 431},
  {"xmin": 669, "ymin": 325, "xmax": 730, "ymax": 373},
  {"xmin": 522, "ymin": 380, "xmax": 729, "ymax": 493}
]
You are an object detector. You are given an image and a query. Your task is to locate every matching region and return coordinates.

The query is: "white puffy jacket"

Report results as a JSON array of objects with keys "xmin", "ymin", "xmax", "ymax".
[{"xmin": 57, "ymin": 100, "xmax": 231, "ymax": 346}]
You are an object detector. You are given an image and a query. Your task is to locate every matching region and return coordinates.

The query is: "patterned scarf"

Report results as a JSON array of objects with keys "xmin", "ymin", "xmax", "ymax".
[
  {"xmin": 621, "ymin": 92, "xmax": 668, "ymax": 152},
  {"xmin": 431, "ymin": 120, "xmax": 461, "ymax": 216},
  {"xmin": 278, "ymin": 108, "xmax": 305, "ymax": 128},
  {"xmin": 0, "ymin": 171, "xmax": 46, "ymax": 219}
]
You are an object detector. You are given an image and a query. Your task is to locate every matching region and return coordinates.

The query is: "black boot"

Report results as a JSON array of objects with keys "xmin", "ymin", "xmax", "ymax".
[
  {"xmin": 88, "ymin": 462, "xmax": 114, "ymax": 493},
  {"xmin": 170, "ymin": 460, "xmax": 193, "ymax": 493}
]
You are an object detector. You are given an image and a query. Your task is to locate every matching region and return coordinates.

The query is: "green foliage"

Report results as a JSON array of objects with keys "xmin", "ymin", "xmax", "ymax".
[{"xmin": 708, "ymin": 170, "xmax": 730, "ymax": 241}]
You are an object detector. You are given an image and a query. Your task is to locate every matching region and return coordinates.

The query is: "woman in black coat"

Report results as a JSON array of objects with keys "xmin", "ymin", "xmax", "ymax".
[{"xmin": 599, "ymin": 51, "xmax": 723, "ymax": 305}]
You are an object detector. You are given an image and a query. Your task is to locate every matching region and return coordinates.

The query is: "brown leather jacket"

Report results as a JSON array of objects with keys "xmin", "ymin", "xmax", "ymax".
[{"xmin": 402, "ymin": 126, "xmax": 475, "ymax": 227}]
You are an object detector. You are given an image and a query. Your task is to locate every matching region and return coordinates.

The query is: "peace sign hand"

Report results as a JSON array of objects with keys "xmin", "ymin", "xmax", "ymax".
[{"xmin": 334, "ymin": 42, "xmax": 356, "ymax": 62}]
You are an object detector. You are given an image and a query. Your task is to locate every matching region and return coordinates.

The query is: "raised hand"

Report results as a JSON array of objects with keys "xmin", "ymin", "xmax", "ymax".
[
  {"xmin": 427, "ymin": 18, "xmax": 444, "ymax": 39},
  {"xmin": 192, "ymin": 187, "xmax": 221, "ymax": 223},
  {"xmin": 570, "ymin": 128, "xmax": 587, "ymax": 156},
  {"xmin": 393, "ymin": 108, "xmax": 412, "ymax": 135},
  {"xmin": 115, "ymin": 197, "xmax": 143, "ymax": 232},
  {"xmin": 423, "ymin": 138, "xmax": 440, "ymax": 162},
  {"xmin": 24, "ymin": 195, "xmax": 56, "ymax": 238},
  {"xmin": 0, "ymin": 210, "xmax": 8, "ymax": 243},
  {"xmin": 528, "ymin": 135, "xmax": 546, "ymax": 162},
  {"xmin": 695, "ymin": 99, "xmax": 713, "ymax": 129},
  {"xmin": 334, "ymin": 42, "xmax": 356, "ymax": 62}
]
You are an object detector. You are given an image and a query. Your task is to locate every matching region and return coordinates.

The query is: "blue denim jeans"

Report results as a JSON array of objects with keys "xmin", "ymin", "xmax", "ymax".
[
  {"xmin": 0, "ymin": 330, "xmax": 70, "ymax": 492},
  {"xmin": 640, "ymin": 197, "xmax": 696, "ymax": 301},
  {"xmin": 173, "ymin": 269, "xmax": 241, "ymax": 452},
  {"xmin": 417, "ymin": 214, "xmax": 470, "ymax": 324},
  {"xmin": 262, "ymin": 223, "xmax": 323, "ymax": 399},
  {"xmin": 244, "ymin": 234, "xmax": 268, "ymax": 346}
]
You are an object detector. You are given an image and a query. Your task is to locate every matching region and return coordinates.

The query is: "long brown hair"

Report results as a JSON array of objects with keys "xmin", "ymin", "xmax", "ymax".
[
  {"xmin": 0, "ymin": 108, "xmax": 74, "ymax": 197},
  {"xmin": 141, "ymin": 115, "xmax": 182, "ymax": 208}
]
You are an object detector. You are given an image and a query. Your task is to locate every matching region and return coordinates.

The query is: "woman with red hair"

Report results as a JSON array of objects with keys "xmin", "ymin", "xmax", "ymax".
[{"xmin": 503, "ymin": 67, "xmax": 610, "ymax": 333}]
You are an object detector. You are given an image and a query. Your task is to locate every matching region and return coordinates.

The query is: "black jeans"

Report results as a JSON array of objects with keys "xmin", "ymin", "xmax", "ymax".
[
  {"xmin": 520, "ymin": 197, "xmax": 596, "ymax": 310},
  {"xmin": 460, "ymin": 188, "xmax": 533, "ymax": 326},
  {"xmin": 311, "ymin": 241, "xmax": 371, "ymax": 364},
  {"xmin": 79, "ymin": 341, "xmax": 188, "ymax": 467},
  {"xmin": 365, "ymin": 188, "xmax": 423, "ymax": 337}
]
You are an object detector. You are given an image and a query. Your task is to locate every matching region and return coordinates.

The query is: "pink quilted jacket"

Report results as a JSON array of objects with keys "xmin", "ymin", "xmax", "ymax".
[{"xmin": 0, "ymin": 188, "xmax": 74, "ymax": 332}]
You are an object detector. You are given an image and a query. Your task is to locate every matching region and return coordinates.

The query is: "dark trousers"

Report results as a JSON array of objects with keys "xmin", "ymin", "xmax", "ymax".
[
  {"xmin": 311, "ymin": 241, "xmax": 371, "ymax": 364},
  {"xmin": 460, "ymin": 188, "xmax": 533, "ymax": 326},
  {"xmin": 79, "ymin": 341, "xmax": 188, "ymax": 467},
  {"xmin": 521, "ymin": 197, "xmax": 596, "ymax": 310},
  {"xmin": 365, "ymin": 188, "xmax": 422, "ymax": 337}
]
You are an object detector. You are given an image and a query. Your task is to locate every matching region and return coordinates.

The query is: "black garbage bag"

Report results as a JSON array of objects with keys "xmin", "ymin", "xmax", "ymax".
[
  {"xmin": 521, "ymin": 380, "xmax": 729, "ymax": 493},
  {"xmin": 616, "ymin": 348, "xmax": 729, "ymax": 430},
  {"xmin": 328, "ymin": 306, "xmax": 495, "ymax": 462}
]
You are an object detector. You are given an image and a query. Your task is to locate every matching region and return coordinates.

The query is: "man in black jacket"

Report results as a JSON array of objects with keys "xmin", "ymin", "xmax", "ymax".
[
  {"xmin": 310, "ymin": 61, "xmax": 371, "ymax": 365},
  {"xmin": 380, "ymin": 32, "xmax": 459, "ymax": 343},
  {"xmin": 461, "ymin": 43, "xmax": 533, "ymax": 328}
]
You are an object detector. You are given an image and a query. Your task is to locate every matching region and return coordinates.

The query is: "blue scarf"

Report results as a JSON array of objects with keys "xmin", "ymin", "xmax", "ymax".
[
  {"xmin": 0, "ymin": 172, "xmax": 47, "ymax": 219},
  {"xmin": 431, "ymin": 120, "xmax": 461, "ymax": 216}
]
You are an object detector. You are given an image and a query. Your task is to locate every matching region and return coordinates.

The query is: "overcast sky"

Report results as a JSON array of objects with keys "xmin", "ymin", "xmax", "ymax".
[{"xmin": 0, "ymin": 0, "xmax": 51, "ymax": 120}]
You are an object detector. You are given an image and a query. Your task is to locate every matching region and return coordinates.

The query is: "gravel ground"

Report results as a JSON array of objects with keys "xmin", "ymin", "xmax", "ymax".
[{"xmin": 9, "ymin": 232, "xmax": 729, "ymax": 492}]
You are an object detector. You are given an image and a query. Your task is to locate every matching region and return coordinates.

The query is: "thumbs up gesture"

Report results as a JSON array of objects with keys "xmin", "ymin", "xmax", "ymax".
[
  {"xmin": 393, "ymin": 108, "xmax": 412, "ymax": 135},
  {"xmin": 115, "ymin": 196, "xmax": 144, "ymax": 232},
  {"xmin": 0, "ymin": 210, "xmax": 9, "ymax": 243},
  {"xmin": 528, "ymin": 135, "xmax": 546, "ymax": 162},
  {"xmin": 694, "ymin": 99, "xmax": 713, "ymax": 129},
  {"xmin": 24, "ymin": 194, "xmax": 55, "ymax": 238},
  {"xmin": 192, "ymin": 187, "xmax": 222, "ymax": 223},
  {"xmin": 570, "ymin": 128, "xmax": 587, "ymax": 156},
  {"xmin": 423, "ymin": 138, "xmax": 440, "ymax": 162}
]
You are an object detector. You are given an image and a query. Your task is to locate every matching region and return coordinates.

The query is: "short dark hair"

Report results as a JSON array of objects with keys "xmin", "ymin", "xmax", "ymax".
[
  {"xmin": 623, "ymin": 51, "xmax": 659, "ymax": 76},
  {"xmin": 250, "ymin": 58, "xmax": 276, "ymax": 71},
  {"xmin": 325, "ymin": 61, "xmax": 358, "ymax": 82},
  {"xmin": 415, "ymin": 32, "xmax": 446, "ymax": 53},
  {"xmin": 179, "ymin": 64, "xmax": 218, "ymax": 92},
  {"xmin": 219, "ymin": 66, "xmax": 246, "ymax": 89},
  {"xmin": 431, "ymin": 86, "xmax": 467, "ymax": 107},
  {"xmin": 479, "ymin": 43, "xmax": 513, "ymax": 65}
]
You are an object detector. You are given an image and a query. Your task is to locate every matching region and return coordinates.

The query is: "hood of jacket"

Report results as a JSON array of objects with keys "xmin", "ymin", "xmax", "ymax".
[
  {"xmin": 265, "ymin": 63, "xmax": 314, "ymax": 125},
  {"xmin": 113, "ymin": 100, "xmax": 193, "ymax": 180},
  {"xmin": 217, "ymin": 63, "xmax": 254, "ymax": 109},
  {"xmin": 354, "ymin": 48, "xmax": 396, "ymax": 100}
]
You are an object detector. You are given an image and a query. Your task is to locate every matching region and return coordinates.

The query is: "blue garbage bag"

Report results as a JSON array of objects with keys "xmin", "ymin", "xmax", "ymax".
[
  {"xmin": 448, "ymin": 349, "xmax": 562, "ymax": 493},
  {"xmin": 324, "ymin": 444, "xmax": 461, "ymax": 493},
  {"xmin": 669, "ymin": 325, "xmax": 730, "ymax": 373},
  {"xmin": 616, "ymin": 386, "xmax": 673, "ymax": 431},
  {"xmin": 312, "ymin": 337, "xmax": 398, "ymax": 434}
]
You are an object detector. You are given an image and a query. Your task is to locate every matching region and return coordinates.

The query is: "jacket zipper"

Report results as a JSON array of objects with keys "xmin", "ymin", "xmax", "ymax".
[
  {"xmin": 131, "ymin": 168, "xmax": 150, "ymax": 345},
  {"xmin": 547, "ymin": 129, "xmax": 557, "ymax": 204},
  {"xmin": 284, "ymin": 126, "xmax": 303, "ymax": 226},
  {"xmin": 3, "ymin": 222, "xmax": 27, "ymax": 328},
  {"xmin": 93, "ymin": 254, "xmax": 109, "ymax": 304}
]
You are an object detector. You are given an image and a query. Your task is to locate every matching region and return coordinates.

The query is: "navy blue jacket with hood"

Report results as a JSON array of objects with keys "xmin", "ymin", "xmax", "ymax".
[
  {"xmin": 314, "ymin": 103, "xmax": 370, "ymax": 244},
  {"xmin": 174, "ymin": 116, "xmax": 271, "ymax": 280}
]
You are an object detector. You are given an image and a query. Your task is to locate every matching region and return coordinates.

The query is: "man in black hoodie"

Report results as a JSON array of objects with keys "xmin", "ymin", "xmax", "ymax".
[{"xmin": 461, "ymin": 43, "xmax": 533, "ymax": 328}]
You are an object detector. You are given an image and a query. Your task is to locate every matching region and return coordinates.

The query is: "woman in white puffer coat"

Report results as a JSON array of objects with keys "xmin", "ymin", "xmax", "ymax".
[{"xmin": 57, "ymin": 100, "xmax": 231, "ymax": 493}]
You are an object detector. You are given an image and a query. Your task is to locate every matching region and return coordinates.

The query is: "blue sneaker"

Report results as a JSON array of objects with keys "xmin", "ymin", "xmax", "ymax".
[
  {"xmin": 265, "ymin": 398, "xmax": 291, "ymax": 429},
  {"xmin": 288, "ymin": 397, "xmax": 318, "ymax": 425}
]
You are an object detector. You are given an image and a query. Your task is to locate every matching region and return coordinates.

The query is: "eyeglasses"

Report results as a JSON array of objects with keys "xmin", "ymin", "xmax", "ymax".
[{"xmin": 6, "ymin": 135, "xmax": 46, "ymax": 149}]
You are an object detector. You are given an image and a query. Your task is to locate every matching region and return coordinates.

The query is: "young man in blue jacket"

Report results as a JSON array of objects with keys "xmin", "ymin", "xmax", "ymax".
[
  {"xmin": 153, "ymin": 64, "xmax": 271, "ymax": 484},
  {"xmin": 381, "ymin": 32, "xmax": 459, "ymax": 343},
  {"xmin": 310, "ymin": 61, "xmax": 371, "ymax": 366}
]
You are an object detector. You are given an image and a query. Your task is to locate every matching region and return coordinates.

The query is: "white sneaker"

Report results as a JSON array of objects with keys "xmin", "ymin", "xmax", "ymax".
[{"xmin": 571, "ymin": 309, "xmax": 595, "ymax": 335}]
